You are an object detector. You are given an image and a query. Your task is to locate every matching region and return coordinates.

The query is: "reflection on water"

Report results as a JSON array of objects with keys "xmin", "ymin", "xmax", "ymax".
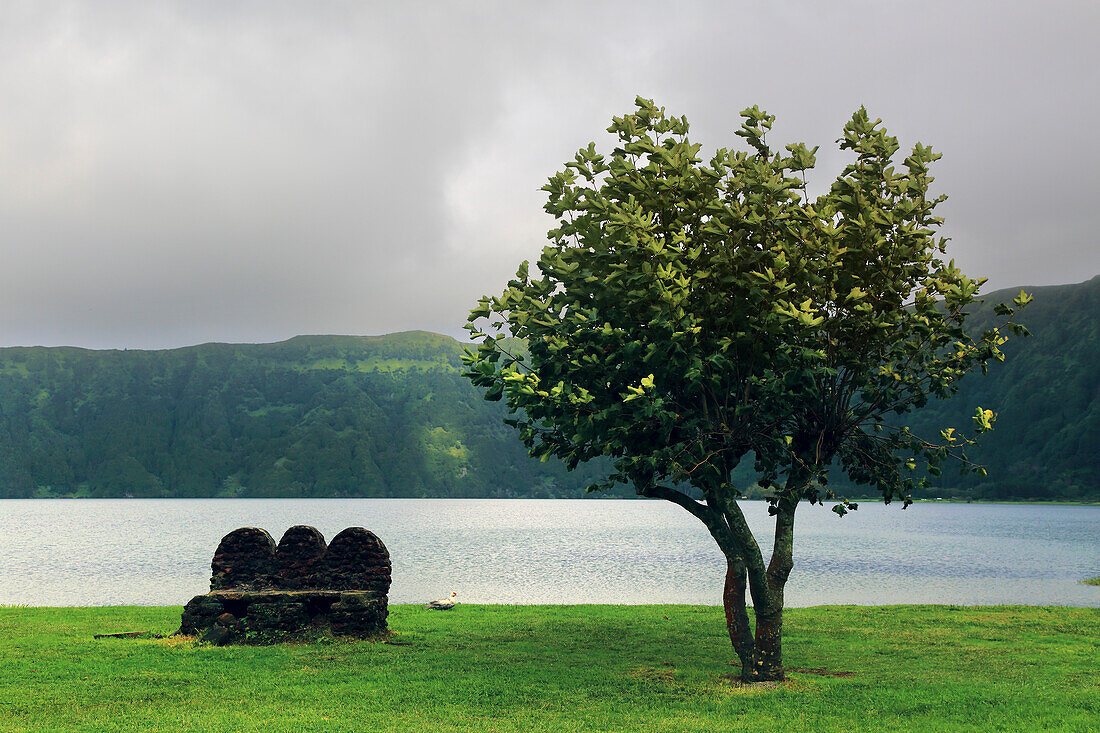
[{"xmin": 0, "ymin": 498, "xmax": 1096, "ymax": 607}]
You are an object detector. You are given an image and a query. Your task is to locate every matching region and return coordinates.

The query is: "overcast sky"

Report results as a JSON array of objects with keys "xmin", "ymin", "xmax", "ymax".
[{"xmin": 1, "ymin": 1, "xmax": 1096, "ymax": 349}]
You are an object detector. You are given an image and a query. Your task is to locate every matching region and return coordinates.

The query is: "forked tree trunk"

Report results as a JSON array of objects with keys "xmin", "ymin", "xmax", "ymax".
[
  {"xmin": 642, "ymin": 480, "xmax": 799, "ymax": 683},
  {"xmin": 719, "ymin": 501, "xmax": 797, "ymax": 682},
  {"xmin": 721, "ymin": 557, "xmax": 790, "ymax": 682}
]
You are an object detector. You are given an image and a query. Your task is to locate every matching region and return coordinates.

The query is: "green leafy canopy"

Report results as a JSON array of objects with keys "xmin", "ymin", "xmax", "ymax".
[{"xmin": 464, "ymin": 97, "xmax": 1029, "ymax": 513}]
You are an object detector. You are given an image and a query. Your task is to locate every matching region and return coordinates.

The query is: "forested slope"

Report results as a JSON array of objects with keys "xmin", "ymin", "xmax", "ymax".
[
  {"xmin": 0, "ymin": 332, "xmax": 616, "ymax": 498},
  {"xmin": 903, "ymin": 275, "xmax": 1099, "ymax": 500},
  {"xmin": 0, "ymin": 277, "xmax": 1095, "ymax": 500}
]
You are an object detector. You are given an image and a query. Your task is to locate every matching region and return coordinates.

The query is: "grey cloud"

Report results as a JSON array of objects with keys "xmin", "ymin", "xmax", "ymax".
[{"xmin": 1, "ymin": 1, "xmax": 1096, "ymax": 348}]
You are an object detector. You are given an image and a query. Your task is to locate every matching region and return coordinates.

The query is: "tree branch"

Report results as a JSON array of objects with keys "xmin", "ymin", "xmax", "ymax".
[{"xmin": 637, "ymin": 483, "xmax": 711, "ymax": 523}]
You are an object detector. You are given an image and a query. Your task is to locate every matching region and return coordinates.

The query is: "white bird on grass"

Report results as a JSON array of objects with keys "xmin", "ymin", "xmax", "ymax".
[{"xmin": 425, "ymin": 591, "xmax": 457, "ymax": 610}]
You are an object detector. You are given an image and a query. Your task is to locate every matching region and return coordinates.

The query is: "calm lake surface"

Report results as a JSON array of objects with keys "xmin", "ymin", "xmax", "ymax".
[{"xmin": 0, "ymin": 499, "xmax": 1097, "ymax": 607}]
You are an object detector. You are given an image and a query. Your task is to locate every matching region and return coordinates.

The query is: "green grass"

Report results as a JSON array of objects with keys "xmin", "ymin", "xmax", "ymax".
[
  {"xmin": 1082, "ymin": 576, "xmax": 1100, "ymax": 586},
  {"xmin": 0, "ymin": 605, "xmax": 1096, "ymax": 732}
]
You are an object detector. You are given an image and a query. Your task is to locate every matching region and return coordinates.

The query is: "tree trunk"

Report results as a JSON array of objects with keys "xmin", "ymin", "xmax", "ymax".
[
  {"xmin": 750, "ymin": 606, "xmax": 785, "ymax": 680},
  {"xmin": 638, "ymin": 480, "xmax": 798, "ymax": 684},
  {"xmin": 722, "ymin": 556, "xmax": 755, "ymax": 679},
  {"xmin": 748, "ymin": 500, "xmax": 797, "ymax": 681}
]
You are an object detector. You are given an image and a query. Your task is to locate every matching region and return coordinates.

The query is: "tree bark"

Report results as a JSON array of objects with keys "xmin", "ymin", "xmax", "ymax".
[
  {"xmin": 712, "ymin": 492, "xmax": 785, "ymax": 682},
  {"xmin": 750, "ymin": 606, "xmax": 785, "ymax": 680},
  {"xmin": 749, "ymin": 499, "xmax": 797, "ymax": 681},
  {"xmin": 722, "ymin": 556, "xmax": 755, "ymax": 679}
]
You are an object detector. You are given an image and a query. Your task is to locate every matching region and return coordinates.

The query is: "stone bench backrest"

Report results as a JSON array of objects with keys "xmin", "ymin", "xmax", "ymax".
[{"xmin": 210, "ymin": 525, "xmax": 391, "ymax": 595}]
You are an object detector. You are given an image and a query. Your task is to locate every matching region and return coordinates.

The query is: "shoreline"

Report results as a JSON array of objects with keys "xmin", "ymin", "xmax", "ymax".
[
  {"xmin": 3, "ymin": 495, "xmax": 1098, "ymax": 505},
  {"xmin": 5, "ymin": 601, "xmax": 1098, "ymax": 611}
]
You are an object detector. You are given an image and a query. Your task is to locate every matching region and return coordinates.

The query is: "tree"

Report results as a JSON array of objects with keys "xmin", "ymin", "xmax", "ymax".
[{"xmin": 464, "ymin": 97, "xmax": 1031, "ymax": 681}]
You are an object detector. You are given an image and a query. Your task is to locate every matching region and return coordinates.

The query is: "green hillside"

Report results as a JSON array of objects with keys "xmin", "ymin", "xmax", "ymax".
[
  {"xmin": 0, "ymin": 276, "xmax": 1096, "ymax": 500},
  {"xmin": 0, "ymin": 331, "xmax": 616, "ymax": 499},
  {"xmin": 903, "ymin": 275, "xmax": 1100, "ymax": 501}
]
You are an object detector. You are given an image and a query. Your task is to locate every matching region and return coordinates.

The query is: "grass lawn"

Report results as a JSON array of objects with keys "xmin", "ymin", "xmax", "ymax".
[{"xmin": 0, "ymin": 604, "xmax": 1096, "ymax": 732}]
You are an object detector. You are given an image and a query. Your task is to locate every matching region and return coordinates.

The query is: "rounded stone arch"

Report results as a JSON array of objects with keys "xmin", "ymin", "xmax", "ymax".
[
  {"xmin": 210, "ymin": 527, "xmax": 276, "ymax": 590},
  {"xmin": 321, "ymin": 527, "xmax": 392, "ymax": 594},
  {"xmin": 275, "ymin": 525, "xmax": 328, "ymax": 589}
]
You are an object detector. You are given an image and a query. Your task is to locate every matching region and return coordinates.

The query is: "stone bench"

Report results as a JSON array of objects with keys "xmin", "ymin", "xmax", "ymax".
[{"xmin": 178, "ymin": 525, "xmax": 391, "ymax": 643}]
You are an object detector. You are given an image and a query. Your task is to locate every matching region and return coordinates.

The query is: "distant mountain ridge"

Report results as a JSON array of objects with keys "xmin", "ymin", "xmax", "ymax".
[{"xmin": 0, "ymin": 277, "xmax": 1096, "ymax": 501}]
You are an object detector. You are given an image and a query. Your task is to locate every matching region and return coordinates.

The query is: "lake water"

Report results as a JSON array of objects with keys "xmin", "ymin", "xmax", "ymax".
[{"xmin": 0, "ymin": 499, "xmax": 1097, "ymax": 607}]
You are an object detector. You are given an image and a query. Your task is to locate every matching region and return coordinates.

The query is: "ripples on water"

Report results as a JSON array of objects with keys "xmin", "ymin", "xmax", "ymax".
[{"xmin": 0, "ymin": 499, "xmax": 1096, "ymax": 607}]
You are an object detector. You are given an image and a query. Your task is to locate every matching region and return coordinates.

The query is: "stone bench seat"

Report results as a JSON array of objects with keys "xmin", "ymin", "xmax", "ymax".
[{"xmin": 178, "ymin": 525, "xmax": 391, "ymax": 643}]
